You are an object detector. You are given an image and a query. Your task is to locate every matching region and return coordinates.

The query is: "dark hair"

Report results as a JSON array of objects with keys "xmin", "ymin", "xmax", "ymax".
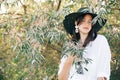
[{"xmin": 72, "ymin": 14, "xmax": 97, "ymax": 47}]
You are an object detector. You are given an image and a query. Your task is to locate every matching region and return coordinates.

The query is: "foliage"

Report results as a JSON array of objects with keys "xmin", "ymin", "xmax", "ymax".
[
  {"xmin": 62, "ymin": 41, "xmax": 92, "ymax": 74},
  {"xmin": 0, "ymin": 0, "xmax": 120, "ymax": 80}
]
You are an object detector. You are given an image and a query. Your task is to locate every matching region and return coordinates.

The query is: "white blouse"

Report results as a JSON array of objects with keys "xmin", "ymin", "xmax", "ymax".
[{"xmin": 58, "ymin": 35, "xmax": 111, "ymax": 80}]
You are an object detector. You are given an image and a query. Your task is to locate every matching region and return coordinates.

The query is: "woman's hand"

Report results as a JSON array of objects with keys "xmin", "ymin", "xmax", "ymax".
[
  {"xmin": 66, "ymin": 55, "xmax": 76, "ymax": 64},
  {"xmin": 97, "ymin": 77, "xmax": 107, "ymax": 80},
  {"xmin": 58, "ymin": 55, "xmax": 76, "ymax": 80}
]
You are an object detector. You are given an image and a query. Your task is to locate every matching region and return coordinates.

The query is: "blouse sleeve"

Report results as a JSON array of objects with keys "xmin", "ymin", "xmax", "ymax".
[
  {"xmin": 97, "ymin": 36, "xmax": 111, "ymax": 80},
  {"xmin": 58, "ymin": 41, "xmax": 71, "ymax": 75},
  {"xmin": 58, "ymin": 55, "xmax": 67, "ymax": 75}
]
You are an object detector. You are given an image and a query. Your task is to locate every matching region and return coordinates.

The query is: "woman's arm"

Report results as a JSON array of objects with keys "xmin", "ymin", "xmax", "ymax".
[
  {"xmin": 58, "ymin": 55, "xmax": 75, "ymax": 80},
  {"xmin": 97, "ymin": 77, "xmax": 107, "ymax": 80},
  {"xmin": 97, "ymin": 35, "xmax": 111, "ymax": 80}
]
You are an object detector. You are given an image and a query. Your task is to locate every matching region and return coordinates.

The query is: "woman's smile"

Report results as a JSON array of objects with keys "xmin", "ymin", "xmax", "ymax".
[{"xmin": 83, "ymin": 27, "xmax": 89, "ymax": 30}]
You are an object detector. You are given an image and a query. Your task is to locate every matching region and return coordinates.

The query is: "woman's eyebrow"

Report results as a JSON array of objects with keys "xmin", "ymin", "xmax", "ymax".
[{"xmin": 87, "ymin": 18, "xmax": 92, "ymax": 21}]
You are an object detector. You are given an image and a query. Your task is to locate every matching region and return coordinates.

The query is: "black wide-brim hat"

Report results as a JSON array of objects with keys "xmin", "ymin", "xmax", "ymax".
[{"xmin": 63, "ymin": 7, "xmax": 107, "ymax": 35}]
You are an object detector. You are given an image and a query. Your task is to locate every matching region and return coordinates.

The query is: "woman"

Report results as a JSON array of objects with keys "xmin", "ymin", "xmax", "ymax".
[{"xmin": 58, "ymin": 7, "xmax": 111, "ymax": 80}]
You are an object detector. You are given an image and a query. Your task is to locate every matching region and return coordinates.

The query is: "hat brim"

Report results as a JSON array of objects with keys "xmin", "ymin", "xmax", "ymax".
[{"xmin": 63, "ymin": 12, "xmax": 106, "ymax": 35}]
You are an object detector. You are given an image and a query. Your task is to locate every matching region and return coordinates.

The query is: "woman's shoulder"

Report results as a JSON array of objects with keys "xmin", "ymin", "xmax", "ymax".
[
  {"xmin": 92, "ymin": 34, "xmax": 108, "ymax": 45},
  {"xmin": 96, "ymin": 34, "xmax": 108, "ymax": 41},
  {"xmin": 90, "ymin": 34, "xmax": 110, "ymax": 49}
]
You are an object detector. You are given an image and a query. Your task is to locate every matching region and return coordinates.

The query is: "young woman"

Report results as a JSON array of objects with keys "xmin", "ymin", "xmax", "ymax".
[{"xmin": 58, "ymin": 7, "xmax": 111, "ymax": 80}]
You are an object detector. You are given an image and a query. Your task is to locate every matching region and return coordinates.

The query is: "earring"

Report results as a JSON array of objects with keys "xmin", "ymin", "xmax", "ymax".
[{"xmin": 75, "ymin": 25, "xmax": 79, "ymax": 33}]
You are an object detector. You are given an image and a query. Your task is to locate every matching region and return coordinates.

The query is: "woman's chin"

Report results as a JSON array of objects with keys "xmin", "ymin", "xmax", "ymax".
[{"xmin": 80, "ymin": 30, "xmax": 90, "ymax": 34}]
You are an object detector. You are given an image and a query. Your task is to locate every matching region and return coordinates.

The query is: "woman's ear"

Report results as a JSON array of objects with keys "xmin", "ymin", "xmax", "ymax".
[{"xmin": 75, "ymin": 21, "xmax": 77, "ymax": 26}]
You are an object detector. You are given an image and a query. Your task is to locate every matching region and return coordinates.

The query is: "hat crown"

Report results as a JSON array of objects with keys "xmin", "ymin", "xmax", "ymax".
[{"xmin": 77, "ymin": 7, "xmax": 94, "ymax": 14}]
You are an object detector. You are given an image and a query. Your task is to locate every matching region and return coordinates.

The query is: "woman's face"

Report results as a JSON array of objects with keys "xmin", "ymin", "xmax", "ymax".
[{"xmin": 77, "ymin": 14, "xmax": 92, "ymax": 34}]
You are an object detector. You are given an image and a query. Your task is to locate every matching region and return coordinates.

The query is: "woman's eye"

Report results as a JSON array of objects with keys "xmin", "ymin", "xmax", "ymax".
[
  {"xmin": 82, "ymin": 20, "xmax": 85, "ymax": 22},
  {"xmin": 81, "ymin": 19, "xmax": 85, "ymax": 22},
  {"xmin": 88, "ymin": 21, "xmax": 92, "ymax": 24}
]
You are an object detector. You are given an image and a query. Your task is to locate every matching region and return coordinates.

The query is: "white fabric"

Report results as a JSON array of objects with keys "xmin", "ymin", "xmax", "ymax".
[{"xmin": 58, "ymin": 35, "xmax": 111, "ymax": 80}]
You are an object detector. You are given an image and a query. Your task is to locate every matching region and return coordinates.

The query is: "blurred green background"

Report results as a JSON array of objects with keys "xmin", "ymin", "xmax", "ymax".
[{"xmin": 0, "ymin": 0, "xmax": 120, "ymax": 80}]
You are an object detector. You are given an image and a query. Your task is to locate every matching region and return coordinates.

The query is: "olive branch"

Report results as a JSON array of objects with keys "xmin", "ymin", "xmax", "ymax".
[{"xmin": 62, "ymin": 41, "xmax": 92, "ymax": 74}]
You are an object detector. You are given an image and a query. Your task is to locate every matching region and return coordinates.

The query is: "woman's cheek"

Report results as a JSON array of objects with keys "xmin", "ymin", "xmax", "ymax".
[{"xmin": 78, "ymin": 25, "xmax": 83, "ymax": 31}]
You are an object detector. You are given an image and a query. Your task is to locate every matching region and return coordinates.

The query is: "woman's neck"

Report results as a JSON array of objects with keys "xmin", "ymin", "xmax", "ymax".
[{"xmin": 80, "ymin": 33, "xmax": 88, "ymax": 43}]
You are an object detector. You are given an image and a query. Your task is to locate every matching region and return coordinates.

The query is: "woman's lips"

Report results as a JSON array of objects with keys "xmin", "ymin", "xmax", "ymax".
[{"xmin": 83, "ymin": 27, "xmax": 89, "ymax": 30}]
